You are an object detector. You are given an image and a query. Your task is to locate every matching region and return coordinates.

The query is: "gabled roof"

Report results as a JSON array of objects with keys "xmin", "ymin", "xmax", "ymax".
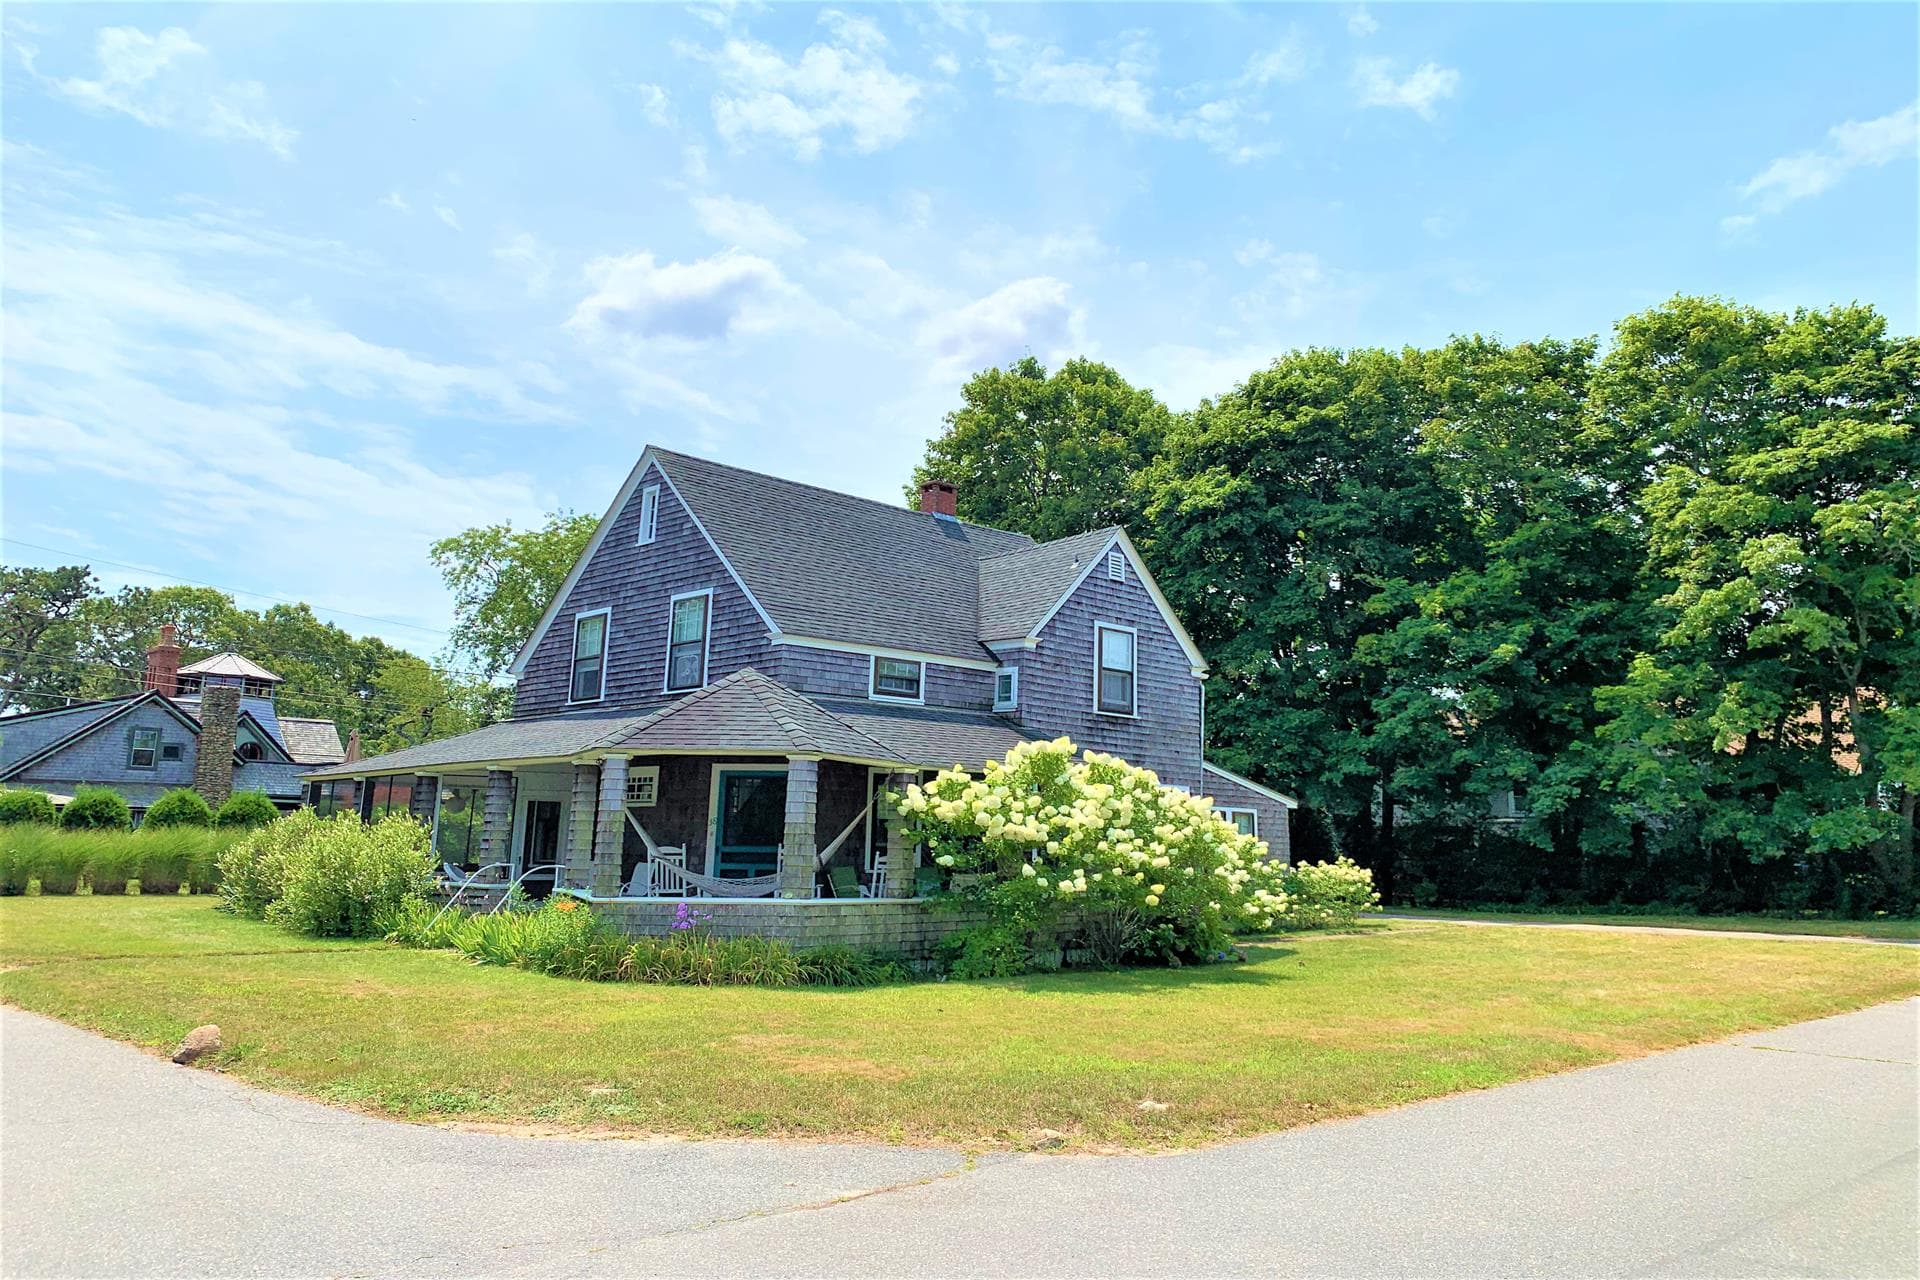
[
  {"xmin": 0, "ymin": 692, "xmax": 206, "ymax": 781},
  {"xmin": 1204, "ymin": 761, "xmax": 1299, "ymax": 810},
  {"xmin": 179, "ymin": 652, "xmax": 283, "ymax": 683},
  {"xmin": 604, "ymin": 668, "xmax": 901, "ymax": 760},
  {"xmin": 653, "ymin": 450, "xmax": 1034, "ymax": 661},
  {"xmin": 277, "ymin": 717, "xmax": 348, "ymax": 765},
  {"xmin": 977, "ymin": 526, "xmax": 1124, "ymax": 643}
]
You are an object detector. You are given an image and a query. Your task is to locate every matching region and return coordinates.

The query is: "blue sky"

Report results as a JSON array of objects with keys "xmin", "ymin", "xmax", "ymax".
[{"xmin": 3, "ymin": 2, "xmax": 1914, "ymax": 659}]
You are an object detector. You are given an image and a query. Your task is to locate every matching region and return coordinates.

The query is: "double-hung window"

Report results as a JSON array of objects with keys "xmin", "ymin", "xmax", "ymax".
[
  {"xmin": 128, "ymin": 726, "xmax": 161, "ymax": 769},
  {"xmin": 1215, "ymin": 807, "xmax": 1258, "ymax": 837},
  {"xmin": 871, "ymin": 656, "xmax": 923, "ymax": 702},
  {"xmin": 636, "ymin": 484, "xmax": 661, "ymax": 544},
  {"xmin": 666, "ymin": 592, "xmax": 711, "ymax": 692},
  {"xmin": 1095, "ymin": 624, "xmax": 1136, "ymax": 715},
  {"xmin": 569, "ymin": 610, "xmax": 609, "ymax": 703}
]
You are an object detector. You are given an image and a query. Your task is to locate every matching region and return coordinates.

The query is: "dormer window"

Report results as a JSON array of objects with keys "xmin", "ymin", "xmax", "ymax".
[
  {"xmin": 637, "ymin": 483, "xmax": 661, "ymax": 545},
  {"xmin": 569, "ymin": 609, "xmax": 610, "ymax": 703},
  {"xmin": 1107, "ymin": 548, "xmax": 1126, "ymax": 581},
  {"xmin": 1095, "ymin": 624, "xmax": 1137, "ymax": 716},
  {"xmin": 665, "ymin": 591, "xmax": 711, "ymax": 692},
  {"xmin": 871, "ymin": 656, "xmax": 924, "ymax": 703},
  {"xmin": 129, "ymin": 726, "xmax": 161, "ymax": 769},
  {"xmin": 994, "ymin": 668, "xmax": 1019, "ymax": 711}
]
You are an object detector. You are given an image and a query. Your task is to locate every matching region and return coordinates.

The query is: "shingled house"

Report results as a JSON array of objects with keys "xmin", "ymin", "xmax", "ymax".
[
  {"xmin": 0, "ymin": 629, "xmax": 346, "ymax": 820},
  {"xmin": 303, "ymin": 448, "xmax": 1294, "ymax": 951}
]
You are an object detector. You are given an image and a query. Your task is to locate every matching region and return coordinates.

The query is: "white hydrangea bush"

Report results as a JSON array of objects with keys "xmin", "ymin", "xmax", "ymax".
[
  {"xmin": 1279, "ymin": 856, "xmax": 1381, "ymax": 928},
  {"xmin": 893, "ymin": 737, "xmax": 1292, "ymax": 957}
]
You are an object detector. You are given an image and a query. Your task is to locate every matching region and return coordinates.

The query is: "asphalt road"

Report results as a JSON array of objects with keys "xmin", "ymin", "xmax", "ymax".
[{"xmin": 3, "ymin": 998, "xmax": 1916, "ymax": 1278}]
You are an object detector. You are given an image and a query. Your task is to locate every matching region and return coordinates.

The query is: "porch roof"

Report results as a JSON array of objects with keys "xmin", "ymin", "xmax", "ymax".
[{"xmin": 305, "ymin": 668, "xmax": 1037, "ymax": 781}]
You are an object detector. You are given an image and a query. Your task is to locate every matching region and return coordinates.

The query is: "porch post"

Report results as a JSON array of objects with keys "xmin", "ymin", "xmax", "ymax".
[
  {"xmin": 779, "ymin": 756, "xmax": 820, "ymax": 899},
  {"xmin": 563, "ymin": 763, "xmax": 600, "ymax": 891},
  {"xmin": 591, "ymin": 756, "xmax": 628, "ymax": 897},
  {"xmin": 479, "ymin": 769, "xmax": 514, "ymax": 871},
  {"xmin": 881, "ymin": 770, "xmax": 918, "ymax": 898}
]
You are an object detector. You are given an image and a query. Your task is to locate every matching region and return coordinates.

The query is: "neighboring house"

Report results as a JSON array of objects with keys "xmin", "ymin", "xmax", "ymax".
[
  {"xmin": 0, "ymin": 627, "xmax": 346, "ymax": 821},
  {"xmin": 304, "ymin": 448, "xmax": 1295, "ymax": 950}
]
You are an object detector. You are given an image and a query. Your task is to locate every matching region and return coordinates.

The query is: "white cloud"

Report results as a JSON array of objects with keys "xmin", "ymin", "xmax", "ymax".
[
  {"xmin": 931, "ymin": 52, "xmax": 960, "ymax": 77},
  {"xmin": 1242, "ymin": 36, "xmax": 1310, "ymax": 87},
  {"xmin": 681, "ymin": 11, "xmax": 926, "ymax": 160},
  {"xmin": 1719, "ymin": 213, "xmax": 1759, "ymax": 244},
  {"xmin": 628, "ymin": 81, "xmax": 673, "ymax": 126},
  {"xmin": 42, "ymin": 26, "xmax": 297, "ymax": 158},
  {"xmin": 1735, "ymin": 101, "xmax": 1917, "ymax": 216},
  {"xmin": 567, "ymin": 248, "xmax": 797, "ymax": 345},
  {"xmin": 493, "ymin": 232, "xmax": 555, "ymax": 294},
  {"xmin": 916, "ymin": 276, "xmax": 1084, "ymax": 380},
  {"xmin": 1352, "ymin": 56, "xmax": 1459, "ymax": 120},
  {"xmin": 1235, "ymin": 238, "xmax": 1276, "ymax": 267},
  {"xmin": 379, "ymin": 191, "xmax": 411, "ymax": 214},
  {"xmin": 433, "ymin": 205, "xmax": 462, "ymax": 231},
  {"xmin": 690, "ymin": 194, "xmax": 805, "ymax": 250},
  {"xmin": 1233, "ymin": 241, "xmax": 1329, "ymax": 317},
  {"xmin": 1347, "ymin": 7, "xmax": 1379, "ymax": 37},
  {"xmin": 683, "ymin": 144, "xmax": 711, "ymax": 183}
]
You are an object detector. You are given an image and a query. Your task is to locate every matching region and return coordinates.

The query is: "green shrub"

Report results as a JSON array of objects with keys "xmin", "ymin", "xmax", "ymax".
[
  {"xmin": 217, "ymin": 809, "xmax": 325, "ymax": 919},
  {"xmin": 932, "ymin": 924, "xmax": 1029, "ymax": 980},
  {"xmin": 35, "ymin": 837, "xmax": 88, "ymax": 894},
  {"xmin": 795, "ymin": 944, "xmax": 913, "ymax": 987},
  {"xmin": 265, "ymin": 814, "xmax": 436, "ymax": 938},
  {"xmin": 214, "ymin": 791, "xmax": 281, "ymax": 829},
  {"xmin": 84, "ymin": 839, "xmax": 141, "ymax": 894},
  {"xmin": 0, "ymin": 789, "xmax": 57, "ymax": 826},
  {"xmin": 144, "ymin": 789, "xmax": 213, "ymax": 828},
  {"xmin": 59, "ymin": 787, "xmax": 131, "ymax": 831}
]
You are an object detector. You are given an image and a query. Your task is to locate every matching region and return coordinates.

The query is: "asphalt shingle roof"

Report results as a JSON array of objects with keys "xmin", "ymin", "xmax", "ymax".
[
  {"xmin": 276, "ymin": 717, "xmax": 348, "ymax": 765},
  {"xmin": 975, "ymin": 526, "xmax": 1121, "ymax": 643},
  {"xmin": 605, "ymin": 669, "xmax": 899, "ymax": 760},
  {"xmin": 808, "ymin": 698, "xmax": 1033, "ymax": 772},
  {"xmin": 301, "ymin": 709, "xmax": 656, "ymax": 779},
  {"xmin": 655, "ymin": 449, "xmax": 1035, "ymax": 662}
]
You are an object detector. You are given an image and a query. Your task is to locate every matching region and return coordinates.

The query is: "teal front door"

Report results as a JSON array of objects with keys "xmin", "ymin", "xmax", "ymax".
[{"xmin": 714, "ymin": 770, "xmax": 786, "ymax": 877}]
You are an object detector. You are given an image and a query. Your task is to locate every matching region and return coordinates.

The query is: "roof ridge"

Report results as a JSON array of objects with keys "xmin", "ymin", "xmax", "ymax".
[
  {"xmin": 654, "ymin": 447, "xmax": 1037, "ymax": 546},
  {"xmin": 977, "ymin": 525, "xmax": 1120, "ymax": 565}
]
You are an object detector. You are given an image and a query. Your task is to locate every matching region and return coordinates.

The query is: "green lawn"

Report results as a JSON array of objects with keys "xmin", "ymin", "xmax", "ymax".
[
  {"xmin": 1386, "ymin": 907, "xmax": 1920, "ymax": 941},
  {"xmin": 3, "ymin": 896, "xmax": 1915, "ymax": 1151}
]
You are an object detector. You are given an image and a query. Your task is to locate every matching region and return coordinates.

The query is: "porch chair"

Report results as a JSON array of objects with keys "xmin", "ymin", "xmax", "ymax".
[{"xmin": 827, "ymin": 865, "xmax": 871, "ymax": 899}]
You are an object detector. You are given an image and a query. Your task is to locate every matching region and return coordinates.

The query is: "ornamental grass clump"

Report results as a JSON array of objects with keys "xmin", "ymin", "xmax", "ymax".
[{"xmin": 895, "ymin": 737, "xmax": 1292, "ymax": 969}]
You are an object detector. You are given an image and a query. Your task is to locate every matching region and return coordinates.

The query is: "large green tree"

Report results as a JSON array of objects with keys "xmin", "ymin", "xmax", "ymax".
[
  {"xmin": 911, "ymin": 357, "xmax": 1171, "ymax": 540},
  {"xmin": 0, "ymin": 565, "xmax": 95, "ymax": 712},
  {"xmin": 430, "ymin": 511, "xmax": 597, "ymax": 679}
]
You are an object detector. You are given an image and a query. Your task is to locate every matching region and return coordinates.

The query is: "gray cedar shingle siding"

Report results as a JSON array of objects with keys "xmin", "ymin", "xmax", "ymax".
[
  {"xmin": 515, "ymin": 459, "xmax": 772, "ymax": 718},
  {"xmin": 768, "ymin": 645, "xmax": 994, "ymax": 712},
  {"xmin": 7, "ymin": 699, "xmax": 198, "ymax": 799},
  {"xmin": 1013, "ymin": 564, "xmax": 1205, "ymax": 791}
]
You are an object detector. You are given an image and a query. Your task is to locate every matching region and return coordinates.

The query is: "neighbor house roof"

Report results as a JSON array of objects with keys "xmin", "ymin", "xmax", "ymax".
[
  {"xmin": 178, "ymin": 652, "xmax": 284, "ymax": 683},
  {"xmin": 651, "ymin": 449, "xmax": 1036, "ymax": 663},
  {"xmin": 276, "ymin": 717, "xmax": 348, "ymax": 765}
]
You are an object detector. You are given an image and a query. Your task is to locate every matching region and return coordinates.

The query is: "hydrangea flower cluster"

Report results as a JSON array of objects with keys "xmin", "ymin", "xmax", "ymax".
[{"xmin": 893, "ymin": 737, "xmax": 1292, "ymax": 936}]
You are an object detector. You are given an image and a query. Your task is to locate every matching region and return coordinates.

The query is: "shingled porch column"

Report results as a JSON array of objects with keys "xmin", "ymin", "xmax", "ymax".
[
  {"xmin": 779, "ymin": 757, "xmax": 820, "ymax": 899},
  {"xmin": 479, "ymin": 769, "xmax": 514, "ymax": 870},
  {"xmin": 591, "ymin": 756, "xmax": 628, "ymax": 897},
  {"xmin": 881, "ymin": 770, "xmax": 919, "ymax": 898},
  {"xmin": 562, "ymin": 763, "xmax": 600, "ymax": 892}
]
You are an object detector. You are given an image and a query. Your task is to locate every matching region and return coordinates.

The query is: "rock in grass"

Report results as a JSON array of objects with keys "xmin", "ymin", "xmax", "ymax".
[
  {"xmin": 1027, "ymin": 1128, "xmax": 1066, "ymax": 1149},
  {"xmin": 172, "ymin": 1025, "xmax": 221, "ymax": 1065}
]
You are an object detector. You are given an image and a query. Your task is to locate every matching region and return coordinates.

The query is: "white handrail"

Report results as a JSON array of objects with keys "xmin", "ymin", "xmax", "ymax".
[
  {"xmin": 429, "ymin": 862, "xmax": 511, "ymax": 929},
  {"xmin": 486, "ymin": 863, "xmax": 565, "ymax": 914}
]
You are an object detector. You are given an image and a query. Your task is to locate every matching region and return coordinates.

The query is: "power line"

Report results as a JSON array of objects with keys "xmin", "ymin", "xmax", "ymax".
[{"xmin": 2, "ymin": 537, "xmax": 454, "ymax": 640}]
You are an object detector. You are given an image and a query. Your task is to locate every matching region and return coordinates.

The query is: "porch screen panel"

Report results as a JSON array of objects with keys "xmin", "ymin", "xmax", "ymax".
[{"xmin": 434, "ymin": 781, "xmax": 486, "ymax": 869}]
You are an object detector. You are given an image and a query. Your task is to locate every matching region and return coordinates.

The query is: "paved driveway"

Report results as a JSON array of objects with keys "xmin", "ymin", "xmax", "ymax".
[{"xmin": 3, "ymin": 999, "xmax": 1916, "ymax": 1278}]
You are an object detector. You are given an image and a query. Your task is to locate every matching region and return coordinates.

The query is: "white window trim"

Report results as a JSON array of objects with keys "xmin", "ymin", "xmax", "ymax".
[
  {"xmin": 663, "ymin": 588, "xmax": 714, "ymax": 694},
  {"xmin": 1092, "ymin": 622, "xmax": 1139, "ymax": 718},
  {"xmin": 625, "ymin": 765, "xmax": 661, "ymax": 808},
  {"xmin": 1214, "ymin": 806, "xmax": 1259, "ymax": 837},
  {"xmin": 636, "ymin": 483, "xmax": 661, "ymax": 545},
  {"xmin": 128, "ymin": 726, "xmax": 161, "ymax": 769},
  {"xmin": 869, "ymin": 654, "xmax": 926, "ymax": 705},
  {"xmin": 567, "ymin": 607, "xmax": 612, "ymax": 705},
  {"xmin": 993, "ymin": 667, "xmax": 1019, "ymax": 712}
]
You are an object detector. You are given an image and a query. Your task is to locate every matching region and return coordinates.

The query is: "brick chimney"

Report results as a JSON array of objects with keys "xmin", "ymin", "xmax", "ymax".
[
  {"xmin": 144, "ymin": 624, "xmax": 181, "ymax": 696},
  {"xmin": 192, "ymin": 683, "xmax": 240, "ymax": 808},
  {"xmin": 918, "ymin": 479, "xmax": 958, "ymax": 518}
]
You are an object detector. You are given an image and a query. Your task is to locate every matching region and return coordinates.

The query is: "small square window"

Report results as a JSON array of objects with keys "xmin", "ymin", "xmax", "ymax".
[
  {"xmin": 871, "ymin": 656, "xmax": 923, "ymax": 701},
  {"xmin": 1214, "ymin": 807, "xmax": 1258, "ymax": 837},
  {"xmin": 625, "ymin": 766, "xmax": 660, "ymax": 808},
  {"xmin": 637, "ymin": 484, "xmax": 661, "ymax": 545},
  {"xmin": 160, "ymin": 742, "xmax": 183, "ymax": 762},
  {"xmin": 993, "ymin": 668, "xmax": 1019, "ymax": 711}
]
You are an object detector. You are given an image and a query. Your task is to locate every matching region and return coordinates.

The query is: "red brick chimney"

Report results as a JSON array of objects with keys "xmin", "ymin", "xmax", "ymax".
[
  {"xmin": 144, "ymin": 624, "xmax": 181, "ymax": 696},
  {"xmin": 918, "ymin": 479, "xmax": 958, "ymax": 518}
]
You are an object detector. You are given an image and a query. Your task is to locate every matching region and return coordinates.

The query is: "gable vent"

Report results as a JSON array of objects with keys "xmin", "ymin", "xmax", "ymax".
[{"xmin": 1106, "ymin": 548, "xmax": 1126, "ymax": 581}]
